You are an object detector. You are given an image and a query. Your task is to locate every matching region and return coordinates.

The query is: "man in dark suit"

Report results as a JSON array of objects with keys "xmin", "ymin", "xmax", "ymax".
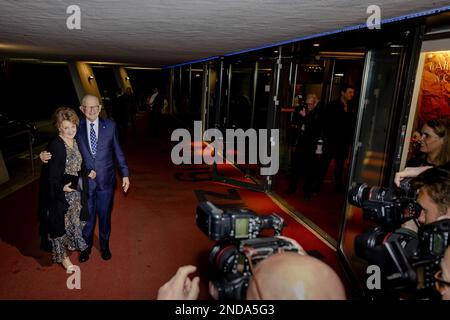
[
  {"xmin": 40, "ymin": 94, "xmax": 130, "ymax": 262},
  {"xmin": 78, "ymin": 94, "xmax": 130, "ymax": 261},
  {"xmin": 320, "ymin": 84, "xmax": 355, "ymax": 192}
]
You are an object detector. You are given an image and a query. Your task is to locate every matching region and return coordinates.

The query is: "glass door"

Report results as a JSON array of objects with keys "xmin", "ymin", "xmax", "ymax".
[{"xmin": 338, "ymin": 26, "xmax": 424, "ymax": 298}]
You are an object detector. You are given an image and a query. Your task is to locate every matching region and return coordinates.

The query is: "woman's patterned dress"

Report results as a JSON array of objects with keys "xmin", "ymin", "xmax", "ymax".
[{"xmin": 50, "ymin": 139, "xmax": 88, "ymax": 263}]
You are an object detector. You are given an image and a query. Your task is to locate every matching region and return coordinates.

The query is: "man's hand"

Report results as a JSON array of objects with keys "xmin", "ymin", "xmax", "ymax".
[
  {"xmin": 157, "ymin": 265, "xmax": 200, "ymax": 300},
  {"xmin": 63, "ymin": 182, "xmax": 75, "ymax": 193},
  {"xmin": 122, "ymin": 177, "xmax": 130, "ymax": 193},
  {"xmin": 394, "ymin": 166, "xmax": 432, "ymax": 187},
  {"xmin": 88, "ymin": 170, "xmax": 96, "ymax": 179},
  {"xmin": 39, "ymin": 151, "xmax": 52, "ymax": 163},
  {"xmin": 276, "ymin": 235, "xmax": 307, "ymax": 255}
]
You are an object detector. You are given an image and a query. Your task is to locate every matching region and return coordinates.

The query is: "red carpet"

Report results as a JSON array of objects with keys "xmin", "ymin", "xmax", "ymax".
[
  {"xmin": 272, "ymin": 162, "xmax": 348, "ymax": 240},
  {"xmin": 0, "ymin": 114, "xmax": 343, "ymax": 299}
]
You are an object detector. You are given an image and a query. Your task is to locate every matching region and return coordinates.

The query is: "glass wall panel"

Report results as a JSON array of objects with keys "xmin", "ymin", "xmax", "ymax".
[
  {"xmin": 272, "ymin": 50, "xmax": 364, "ymax": 241},
  {"xmin": 340, "ymin": 46, "xmax": 409, "ymax": 295}
]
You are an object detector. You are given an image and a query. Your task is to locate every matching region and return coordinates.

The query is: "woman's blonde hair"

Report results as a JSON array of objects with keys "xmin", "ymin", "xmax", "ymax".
[{"xmin": 52, "ymin": 107, "xmax": 79, "ymax": 129}]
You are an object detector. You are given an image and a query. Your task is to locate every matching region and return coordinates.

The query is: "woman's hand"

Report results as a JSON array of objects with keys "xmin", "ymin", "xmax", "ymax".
[
  {"xmin": 88, "ymin": 170, "xmax": 96, "ymax": 179},
  {"xmin": 63, "ymin": 182, "xmax": 75, "ymax": 192}
]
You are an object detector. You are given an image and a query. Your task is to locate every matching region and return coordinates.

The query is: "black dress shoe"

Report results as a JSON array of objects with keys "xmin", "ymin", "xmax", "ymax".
[
  {"xmin": 101, "ymin": 249, "xmax": 112, "ymax": 260},
  {"xmin": 79, "ymin": 249, "xmax": 90, "ymax": 263}
]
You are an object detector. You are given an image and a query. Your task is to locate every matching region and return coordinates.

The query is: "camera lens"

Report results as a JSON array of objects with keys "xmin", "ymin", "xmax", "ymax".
[
  {"xmin": 348, "ymin": 183, "xmax": 370, "ymax": 207},
  {"xmin": 210, "ymin": 243, "xmax": 241, "ymax": 275},
  {"xmin": 354, "ymin": 227, "xmax": 387, "ymax": 259}
]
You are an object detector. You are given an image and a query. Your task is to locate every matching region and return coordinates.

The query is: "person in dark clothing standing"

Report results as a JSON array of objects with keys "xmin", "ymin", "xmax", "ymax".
[
  {"xmin": 112, "ymin": 89, "xmax": 129, "ymax": 143},
  {"xmin": 319, "ymin": 84, "xmax": 355, "ymax": 192},
  {"xmin": 286, "ymin": 98, "xmax": 308, "ymax": 194},
  {"xmin": 123, "ymin": 87, "xmax": 137, "ymax": 133},
  {"xmin": 302, "ymin": 94, "xmax": 325, "ymax": 199},
  {"xmin": 286, "ymin": 93, "xmax": 324, "ymax": 198}
]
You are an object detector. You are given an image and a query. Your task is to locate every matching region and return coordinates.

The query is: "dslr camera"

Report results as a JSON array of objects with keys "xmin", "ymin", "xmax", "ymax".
[
  {"xmin": 349, "ymin": 180, "xmax": 450, "ymax": 298},
  {"xmin": 348, "ymin": 179, "xmax": 419, "ymax": 228},
  {"xmin": 196, "ymin": 201, "xmax": 299, "ymax": 300}
]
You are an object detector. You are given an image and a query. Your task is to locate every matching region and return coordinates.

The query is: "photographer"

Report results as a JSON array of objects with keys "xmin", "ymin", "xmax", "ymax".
[
  {"xmin": 157, "ymin": 242, "xmax": 346, "ymax": 300},
  {"xmin": 392, "ymin": 164, "xmax": 450, "ymax": 234},
  {"xmin": 245, "ymin": 252, "xmax": 346, "ymax": 300},
  {"xmin": 437, "ymin": 246, "xmax": 450, "ymax": 300},
  {"xmin": 411, "ymin": 166, "xmax": 450, "ymax": 226},
  {"xmin": 156, "ymin": 235, "xmax": 304, "ymax": 300}
]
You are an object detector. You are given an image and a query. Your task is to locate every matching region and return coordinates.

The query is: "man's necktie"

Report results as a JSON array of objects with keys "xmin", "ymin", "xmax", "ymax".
[{"xmin": 90, "ymin": 123, "xmax": 97, "ymax": 157}]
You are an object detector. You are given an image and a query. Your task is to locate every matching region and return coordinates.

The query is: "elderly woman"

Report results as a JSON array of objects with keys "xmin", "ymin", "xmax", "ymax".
[
  {"xmin": 46, "ymin": 107, "xmax": 95, "ymax": 270},
  {"xmin": 408, "ymin": 117, "xmax": 450, "ymax": 167}
]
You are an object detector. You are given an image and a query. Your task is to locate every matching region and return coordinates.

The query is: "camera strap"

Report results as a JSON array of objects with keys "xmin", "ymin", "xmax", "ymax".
[{"xmin": 244, "ymin": 250, "xmax": 264, "ymax": 300}]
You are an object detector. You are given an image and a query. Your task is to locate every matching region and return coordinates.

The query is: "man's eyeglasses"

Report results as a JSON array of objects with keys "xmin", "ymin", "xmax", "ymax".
[
  {"xmin": 83, "ymin": 105, "xmax": 100, "ymax": 111},
  {"xmin": 434, "ymin": 269, "xmax": 450, "ymax": 294}
]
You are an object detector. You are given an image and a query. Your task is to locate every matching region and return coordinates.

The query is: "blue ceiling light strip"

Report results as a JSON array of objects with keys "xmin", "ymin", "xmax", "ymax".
[
  {"xmin": 162, "ymin": 55, "xmax": 219, "ymax": 69},
  {"xmin": 163, "ymin": 5, "xmax": 450, "ymax": 68},
  {"xmin": 224, "ymin": 5, "xmax": 450, "ymax": 57}
]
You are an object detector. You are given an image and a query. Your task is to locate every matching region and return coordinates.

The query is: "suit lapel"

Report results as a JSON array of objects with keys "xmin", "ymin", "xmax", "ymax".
[{"xmin": 97, "ymin": 118, "xmax": 105, "ymax": 154}]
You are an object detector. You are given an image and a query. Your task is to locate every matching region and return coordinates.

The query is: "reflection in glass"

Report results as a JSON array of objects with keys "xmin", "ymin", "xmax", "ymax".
[{"xmin": 340, "ymin": 47, "xmax": 405, "ymax": 294}]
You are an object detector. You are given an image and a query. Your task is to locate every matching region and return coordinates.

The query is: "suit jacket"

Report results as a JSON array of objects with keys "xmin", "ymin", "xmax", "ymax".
[
  {"xmin": 76, "ymin": 117, "xmax": 129, "ymax": 191},
  {"xmin": 323, "ymin": 99, "xmax": 356, "ymax": 146},
  {"xmin": 46, "ymin": 136, "xmax": 89, "ymax": 238}
]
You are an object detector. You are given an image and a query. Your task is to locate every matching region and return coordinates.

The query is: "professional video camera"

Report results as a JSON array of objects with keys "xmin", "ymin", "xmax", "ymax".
[
  {"xmin": 349, "ymin": 180, "xmax": 450, "ymax": 298},
  {"xmin": 196, "ymin": 201, "xmax": 299, "ymax": 300}
]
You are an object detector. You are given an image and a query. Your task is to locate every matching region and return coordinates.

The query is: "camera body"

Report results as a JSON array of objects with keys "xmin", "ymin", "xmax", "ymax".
[
  {"xmin": 196, "ymin": 201, "xmax": 298, "ymax": 300},
  {"xmin": 349, "ymin": 181, "xmax": 450, "ymax": 297},
  {"xmin": 196, "ymin": 201, "xmax": 284, "ymax": 241},
  {"xmin": 348, "ymin": 180, "xmax": 420, "ymax": 227}
]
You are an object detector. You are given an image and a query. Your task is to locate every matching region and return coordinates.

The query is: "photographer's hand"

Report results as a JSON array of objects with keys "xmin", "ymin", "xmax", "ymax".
[
  {"xmin": 208, "ymin": 281, "xmax": 219, "ymax": 300},
  {"xmin": 276, "ymin": 236, "xmax": 307, "ymax": 255},
  {"xmin": 157, "ymin": 265, "xmax": 200, "ymax": 300},
  {"xmin": 394, "ymin": 166, "xmax": 432, "ymax": 187}
]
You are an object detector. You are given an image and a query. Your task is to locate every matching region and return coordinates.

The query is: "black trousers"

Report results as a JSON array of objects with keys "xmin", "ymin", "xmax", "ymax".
[{"xmin": 318, "ymin": 142, "xmax": 350, "ymax": 191}]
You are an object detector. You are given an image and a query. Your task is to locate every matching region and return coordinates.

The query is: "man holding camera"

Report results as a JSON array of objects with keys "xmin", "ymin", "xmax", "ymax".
[
  {"xmin": 157, "ymin": 243, "xmax": 346, "ymax": 300},
  {"xmin": 412, "ymin": 166, "xmax": 450, "ymax": 226}
]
